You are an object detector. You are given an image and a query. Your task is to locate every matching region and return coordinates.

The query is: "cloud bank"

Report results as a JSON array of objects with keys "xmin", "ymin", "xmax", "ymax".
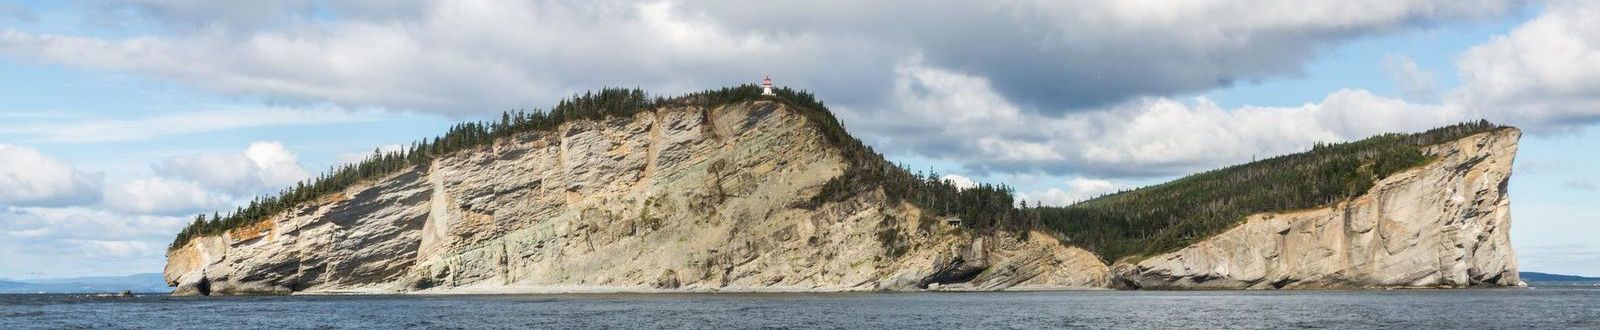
[
  {"xmin": 0, "ymin": 144, "xmax": 103, "ymax": 207},
  {"xmin": 0, "ymin": 0, "xmax": 1523, "ymax": 115},
  {"xmin": 1453, "ymin": 0, "xmax": 1600, "ymax": 133},
  {"xmin": 153, "ymin": 141, "xmax": 312, "ymax": 195}
]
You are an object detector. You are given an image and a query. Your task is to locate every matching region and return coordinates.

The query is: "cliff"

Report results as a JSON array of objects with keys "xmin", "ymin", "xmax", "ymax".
[
  {"xmin": 1110, "ymin": 128, "xmax": 1521, "ymax": 289},
  {"xmin": 164, "ymin": 100, "xmax": 1108, "ymax": 295},
  {"xmin": 164, "ymin": 92, "xmax": 1522, "ymax": 294}
]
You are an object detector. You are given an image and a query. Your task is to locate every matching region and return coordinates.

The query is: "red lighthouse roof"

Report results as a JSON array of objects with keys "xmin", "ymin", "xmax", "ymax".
[{"xmin": 762, "ymin": 75, "xmax": 772, "ymax": 86}]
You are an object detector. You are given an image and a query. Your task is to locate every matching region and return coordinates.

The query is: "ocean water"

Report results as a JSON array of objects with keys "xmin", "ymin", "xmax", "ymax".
[{"xmin": 2, "ymin": 288, "xmax": 1597, "ymax": 329}]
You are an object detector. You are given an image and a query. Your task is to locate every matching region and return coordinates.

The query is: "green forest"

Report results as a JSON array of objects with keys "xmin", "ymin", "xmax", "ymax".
[{"xmin": 168, "ymin": 86, "xmax": 1505, "ymax": 266}]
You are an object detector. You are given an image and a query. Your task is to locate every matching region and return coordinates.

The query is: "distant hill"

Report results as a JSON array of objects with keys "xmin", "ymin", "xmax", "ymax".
[
  {"xmin": 0, "ymin": 279, "xmax": 35, "ymax": 289},
  {"xmin": 1520, "ymin": 272, "xmax": 1600, "ymax": 282},
  {"xmin": 0, "ymin": 273, "xmax": 168, "ymax": 294}
]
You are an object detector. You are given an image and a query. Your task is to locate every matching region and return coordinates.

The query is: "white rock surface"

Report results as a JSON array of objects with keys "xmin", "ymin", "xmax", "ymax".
[{"xmin": 1112, "ymin": 129, "xmax": 1523, "ymax": 289}]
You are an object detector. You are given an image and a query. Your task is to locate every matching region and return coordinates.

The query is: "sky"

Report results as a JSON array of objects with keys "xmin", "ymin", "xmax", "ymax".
[{"xmin": 0, "ymin": 0, "xmax": 1597, "ymax": 279}]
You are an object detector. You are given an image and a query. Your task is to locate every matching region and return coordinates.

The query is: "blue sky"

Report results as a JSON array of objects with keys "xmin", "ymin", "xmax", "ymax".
[{"xmin": 1, "ymin": 1, "xmax": 1598, "ymax": 279}]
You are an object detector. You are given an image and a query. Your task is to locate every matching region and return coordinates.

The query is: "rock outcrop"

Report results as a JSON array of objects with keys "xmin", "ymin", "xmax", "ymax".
[
  {"xmin": 164, "ymin": 100, "xmax": 1109, "ymax": 295},
  {"xmin": 1111, "ymin": 128, "xmax": 1522, "ymax": 289}
]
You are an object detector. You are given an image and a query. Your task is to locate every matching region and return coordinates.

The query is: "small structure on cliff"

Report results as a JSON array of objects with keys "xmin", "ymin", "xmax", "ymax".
[{"xmin": 761, "ymin": 76, "xmax": 775, "ymax": 95}]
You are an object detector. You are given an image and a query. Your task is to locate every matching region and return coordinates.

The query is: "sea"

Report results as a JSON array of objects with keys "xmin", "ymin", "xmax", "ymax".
[{"xmin": 2, "ymin": 288, "xmax": 1596, "ymax": 329}]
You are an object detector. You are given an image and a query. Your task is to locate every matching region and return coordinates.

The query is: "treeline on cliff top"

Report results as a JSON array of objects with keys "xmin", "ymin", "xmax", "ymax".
[{"xmin": 167, "ymin": 85, "xmax": 1505, "ymax": 265}]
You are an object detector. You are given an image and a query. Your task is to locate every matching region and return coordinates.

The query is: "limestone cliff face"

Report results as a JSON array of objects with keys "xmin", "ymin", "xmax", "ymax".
[
  {"xmin": 1111, "ymin": 128, "xmax": 1522, "ymax": 289},
  {"xmin": 164, "ymin": 101, "xmax": 1108, "ymax": 295}
]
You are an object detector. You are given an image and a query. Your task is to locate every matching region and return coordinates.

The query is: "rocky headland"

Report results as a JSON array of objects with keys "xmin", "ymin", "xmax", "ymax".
[{"xmin": 165, "ymin": 89, "xmax": 1520, "ymax": 295}]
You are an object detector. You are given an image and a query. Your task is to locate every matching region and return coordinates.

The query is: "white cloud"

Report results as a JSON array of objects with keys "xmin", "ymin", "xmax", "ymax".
[
  {"xmin": 0, "ymin": 0, "xmax": 1523, "ymax": 114},
  {"xmin": 151, "ymin": 153, "xmax": 258, "ymax": 193},
  {"xmin": 103, "ymin": 177, "xmax": 230, "ymax": 215},
  {"xmin": 0, "ymin": 1, "xmax": 839, "ymax": 115},
  {"xmin": 851, "ymin": 0, "xmax": 1600, "ymax": 195},
  {"xmin": 244, "ymin": 141, "xmax": 311, "ymax": 188},
  {"xmin": 0, "ymin": 206, "xmax": 187, "ymax": 278},
  {"xmin": 1455, "ymin": 0, "xmax": 1600, "ymax": 132},
  {"xmin": 0, "ymin": 144, "xmax": 103, "ymax": 207},
  {"xmin": 0, "ymin": 206, "xmax": 184, "ymax": 242},
  {"xmin": 1383, "ymin": 54, "xmax": 1438, "ymax": 101},
  {"xmin": 0, "ymin": 106, "xmax": 377, "ymax": 143},
  {"xmin": 1019, "ymin": 178, "xmax": 1120, "ymax": 206},
  {"xmin": 941, "ymin": 174, "xmax": 977, "ymax": 190},
  {"xmin": 152, "ymin": 141, "xmax": 310, "ymax": 194},
  {"xmin": 851, "ymin": 59, "xmax": 1471, "ymax": 177},
  {"xmin": 79, "ymin": 240, "xmax": 158, "ymax": 258}
]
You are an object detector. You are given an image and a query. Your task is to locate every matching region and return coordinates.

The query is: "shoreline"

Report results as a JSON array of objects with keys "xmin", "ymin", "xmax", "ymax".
[
  {"xmin": 197, "ymin": 285, "xmax": 1543, "ymax": 297},
  {"xmin": 298, "ymin": 285, "xmax": 1114, "ymax": 296}
]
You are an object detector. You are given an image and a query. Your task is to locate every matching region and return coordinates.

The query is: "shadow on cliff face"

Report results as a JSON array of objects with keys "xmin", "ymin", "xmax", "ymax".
[
  {"xmin": 918, "ymin": 246, "xmax": 989, "ymax": 288},
  {"xmin": 195, "ymin": 277, "xmax": 211, "ymax": 296}
]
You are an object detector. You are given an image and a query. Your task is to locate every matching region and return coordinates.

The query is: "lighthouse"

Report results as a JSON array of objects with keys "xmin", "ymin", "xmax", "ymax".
[{"xmin": 761, "ymin": 75, "xmax": 775, "ymax": 96}]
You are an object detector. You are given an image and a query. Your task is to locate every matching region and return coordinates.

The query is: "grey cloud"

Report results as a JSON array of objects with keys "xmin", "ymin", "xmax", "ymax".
[
  {"xmin": 848, "ymin": 1, "xmax": 1600, "ymax": 178},
  {"xmin": 845, "ymin": 61, "xmax": 1470, "ymax": 178},
  {"xmin": 1562, "ymin": 179, "xmax": 1598, "ymax": 191},
  {"xmin": 6, "ymin": 1, "xmax": 896, "ymax": 115},
  {"xmin": 1, "ymin": 0, "xmax": 1524, "ymax": 116},
  {"xmin": 92, "ymin": 0, "xmax": 316, "ymax": 32},
  {"xmin": 675, "ymin": 0, "xmax": 1522, "ymax": 111},
  {"xmin": 0, "ymin": 106, "xmax": 374, "ymax": 143},
  {"xmin": 90, "ymin": 0, "xmax": 441, "ymax": 32}
]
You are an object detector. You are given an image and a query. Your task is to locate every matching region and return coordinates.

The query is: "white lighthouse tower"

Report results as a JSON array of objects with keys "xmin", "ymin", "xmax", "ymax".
[{"xmin": 761, "ymin": 75, "xmax": 775, "ymax": 96}]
